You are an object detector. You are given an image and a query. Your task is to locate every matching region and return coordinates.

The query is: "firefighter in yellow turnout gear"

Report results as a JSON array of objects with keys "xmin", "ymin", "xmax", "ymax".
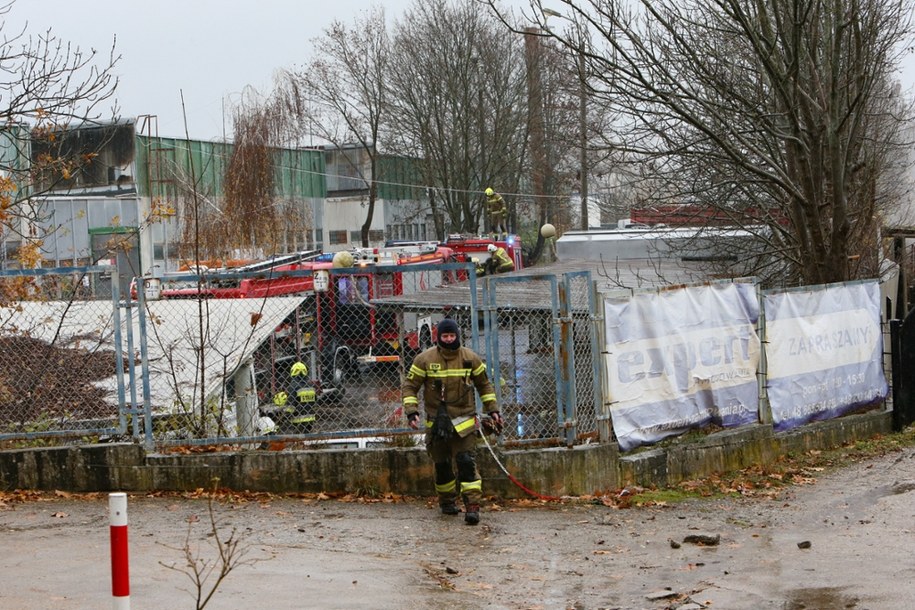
[
  {"xmin": 402, "ymin": 318, "xmax": 503, "ymax": 525},
  {"xmin": 484, "ymin": 187, "xmax": 508, "ymax": 236},
  {"xmin": 271, "ymin": 361, "xmax": 317, "ymax": 434},
  {"xmin": 486, "ymin": 243, "xmax": 515, "ymax": 274}
]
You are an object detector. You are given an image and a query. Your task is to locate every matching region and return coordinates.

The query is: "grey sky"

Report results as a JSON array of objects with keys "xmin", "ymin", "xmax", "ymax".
[
  {"xmin": 4, "ymin": 0, "xmax": 419, "ymax": 140},
  {"xmin": 5, "ymin": 0, "xmax": 914, "ymax": 142}
]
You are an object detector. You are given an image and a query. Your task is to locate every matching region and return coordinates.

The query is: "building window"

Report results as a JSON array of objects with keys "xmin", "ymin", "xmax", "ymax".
[
  {"xmin": 329, "ymin": 230, "xmax": 348, "ymax": 245},
  {"xmin": 350, "ymin": 230, "xmax": 361, "ymax": 244},
  {"xmin": 368, "ymin": 229, "xmax": 384, "ymax": 243},
  {"xmin": 4, "ymin": 240, "xmax": 21, "ymax": 265}
]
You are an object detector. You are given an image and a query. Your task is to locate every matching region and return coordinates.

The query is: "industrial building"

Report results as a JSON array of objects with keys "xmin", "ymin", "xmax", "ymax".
[{"xmin": 0, "ymin": 117, "xmax": 431, "ymax": 294}]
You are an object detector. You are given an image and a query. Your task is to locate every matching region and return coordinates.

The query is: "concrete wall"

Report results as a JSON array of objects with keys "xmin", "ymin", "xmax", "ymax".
[{"xmin": 0, "ymin": 410, "xmax": 892, "ymax": 498}]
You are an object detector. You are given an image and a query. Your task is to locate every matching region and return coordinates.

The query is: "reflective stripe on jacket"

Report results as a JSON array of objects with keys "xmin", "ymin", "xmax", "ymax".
[
  {"xmin": 492, "ymin": 247, "xmax": 514, "ymax": 273},
  {"xmin": 486, "ymin": 193, "xmax": 507, "ymax": 215},
  {"xmin": 401, "ymin": 345, "xmax": 497, "ymax": 421}
]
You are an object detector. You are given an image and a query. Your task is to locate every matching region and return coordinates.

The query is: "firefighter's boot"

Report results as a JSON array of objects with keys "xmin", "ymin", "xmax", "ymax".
[
  {"xmin": 463, "ymin": 500, "xmax": 480, "ymax": 525},
  {"xmin": 439, "ymin": 498, "xmax": 460, "ymax": 515},
  {"xmin": 457, "ymin": 453, "xmax": 482, "ymax": 525}
]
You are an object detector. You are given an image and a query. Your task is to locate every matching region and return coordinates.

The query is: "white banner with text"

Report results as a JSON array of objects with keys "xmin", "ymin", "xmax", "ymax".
[
  {"xmin": 604, "ymin": 282, "xmax": 761, "ymax": 451},
  {"xmin": 764, "ymin": 281, "xmax": 888, "ymax": 432}
]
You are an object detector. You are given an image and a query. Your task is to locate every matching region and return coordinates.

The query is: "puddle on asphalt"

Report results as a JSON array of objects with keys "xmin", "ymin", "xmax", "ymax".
[{"xmin": 784, "ymin": 586, "xmax": 860, "ymax": 609}]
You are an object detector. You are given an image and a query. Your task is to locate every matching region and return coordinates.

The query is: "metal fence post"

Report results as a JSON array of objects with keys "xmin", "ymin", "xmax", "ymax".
[
  {"xmin": 123, "ymin": 295, "xmax": 140, "ymax": 440},
  {"xmin": 111, "ymin": 278, "xmax": 129, "ymax": 435},
  {"xmin": 890, "ymin": 318, "xmax": 904, "ymax": 431},
  {"xmin": 757, "ymin": 284, "xmax": 772, "ymax": 425},
  {"xmin": 589, "ymin": 279, "xmax": 609, "ymax": 443},
  {"xmin": 483, "ymin": 274, "xmax": 498, "ymax": 420},
  {"xmin": 135, "ymin": 280, "xmax": 154, "ymax": 448},
  {"xmin": 469, "ymin": 264, "xmax": 480, "ymax": 354},
  {"xmin": 547, "ymin": 276, "xmax": 567, "ymax": 445},
  {"xmin": 559, "ymin": 275, "xmax": 576, "ymax": 446}
]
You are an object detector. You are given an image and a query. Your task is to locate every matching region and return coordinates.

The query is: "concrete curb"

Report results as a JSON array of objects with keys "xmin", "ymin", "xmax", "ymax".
[{"xmin": 0, "ymin": 410, "xmax": 892, "ymax": 497}]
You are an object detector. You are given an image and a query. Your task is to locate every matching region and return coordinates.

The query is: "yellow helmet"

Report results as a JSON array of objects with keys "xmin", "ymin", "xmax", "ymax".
[
  {"xmin": 290, "ymin": 361, "xmax": 308, "ymax": 377},
  {"xmin": 484, "ymin": 187, "xmax": 494, "ymax": 197}
]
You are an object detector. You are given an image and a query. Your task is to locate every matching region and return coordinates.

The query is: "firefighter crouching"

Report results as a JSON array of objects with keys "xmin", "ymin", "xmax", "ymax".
[
  {"xmin": 401, "ymin": 318, "xmax": 504, "ymax": 525},
  {"xmin": 268, "ymin": 361, "xmax": 317, "ymax": 434},
  {"xmin": 486, "ymin": 243, "xmax": 515, "ymax": 274}
]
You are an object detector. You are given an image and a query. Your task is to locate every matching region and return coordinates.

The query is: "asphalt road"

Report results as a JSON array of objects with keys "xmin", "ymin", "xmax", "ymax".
[{"xmin": 3, "ymin": 446, "xmax": 915, "ymax": 610}]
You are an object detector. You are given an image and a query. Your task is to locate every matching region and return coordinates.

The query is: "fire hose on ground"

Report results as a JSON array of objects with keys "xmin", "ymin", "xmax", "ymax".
[{"xmin": 479, "ymin": 416, "xmax": 562, "ymax": 502}]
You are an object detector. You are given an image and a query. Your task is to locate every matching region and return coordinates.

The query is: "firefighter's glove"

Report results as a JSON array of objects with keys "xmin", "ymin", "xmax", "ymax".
[
  {"xmin": 431, "ymin": 411, "xmax": 455, "ymax": 441},
  {"xmin": 484, "ymin": 411, "xmax": 504, "ymax": 435},
  {"xmin": 406, "ymin": 412, "xmax": 421, "ymax": 430}
]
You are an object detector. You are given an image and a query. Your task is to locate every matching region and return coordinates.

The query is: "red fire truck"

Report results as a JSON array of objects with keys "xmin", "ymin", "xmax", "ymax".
[
  {"xmin": 442, "ymin": 233, "xmax": 525, "ymax": 273},
  {"xmin": 383, "ymin": 234, "xmax": 524, "ymax": 352},
  {"xmin": 149, "ymin": 235, "xmax": 522, "ymax": 410}
]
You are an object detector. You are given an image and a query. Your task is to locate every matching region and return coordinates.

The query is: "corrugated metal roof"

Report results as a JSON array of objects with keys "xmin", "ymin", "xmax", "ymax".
[
  {"xmin": 556, "ymin": 227, "xmax": 759, "ymax": 261},
  {"xmin": 370, "ymin": 258, "xmax": 726, "ymax": 311}
]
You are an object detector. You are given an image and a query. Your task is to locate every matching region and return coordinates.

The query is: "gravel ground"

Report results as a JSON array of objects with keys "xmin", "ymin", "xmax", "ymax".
[{"xmin": 3, "ymin": 445, "xmax": 915, "ymax": 610}]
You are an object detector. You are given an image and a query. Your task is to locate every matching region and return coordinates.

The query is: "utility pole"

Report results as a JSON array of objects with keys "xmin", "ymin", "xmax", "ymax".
[
  {"xmin": 542, "ymin": 7, "xmax": 588, "ymax": 232},
  {"xmin": 578, "ymin": 49, "xmax": 588, "ymax": 231},
  {"xmin": 525, "ymin": 27, "xmax": 551, "ymax": 263}
]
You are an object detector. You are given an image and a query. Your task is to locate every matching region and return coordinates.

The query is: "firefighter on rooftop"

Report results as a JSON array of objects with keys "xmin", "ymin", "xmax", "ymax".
[
  {"xmin": 484, "ymin": 187, "xmax": 508, "ymax": 237},
  {"xmin": 402, "ymin": 318, "xmax": 503, "ymax": 525}
]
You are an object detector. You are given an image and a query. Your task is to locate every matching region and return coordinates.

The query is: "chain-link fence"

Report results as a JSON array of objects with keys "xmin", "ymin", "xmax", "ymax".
[
  {"xmin": 484, "ymin": 271, "xmax": 600, "ymax": 446},
  {"xmin": 1, "ymin": 264, "xmax": 898, "ymax": 456},
  {"xmin": 565, "ymin": 272, "xmax": 603, "ymax": 442},
  {"xmin": 0, "ymin": 266, "xmax": 126, "ymax": 442},
  {"xmin": 131, "ymin": 263, "xmax": 482, "ymax": 446},
  {"xmin": 1, "ymin": 262, "xmax": 601, "ymax": 449},
  {"xmin": 490, "ymin": 306, "xmax": 561, "ymax": 442}
]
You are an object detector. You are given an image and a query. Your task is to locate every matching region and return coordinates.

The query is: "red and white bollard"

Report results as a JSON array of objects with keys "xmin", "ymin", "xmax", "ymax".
[{"xmin": 109, "ymin": 492, "xmax": 130, "ymax": 610}]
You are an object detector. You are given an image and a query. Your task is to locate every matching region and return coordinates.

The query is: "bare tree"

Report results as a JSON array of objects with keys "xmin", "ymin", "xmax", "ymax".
[
  {"xmin": 277, "ymin": 7, "xmax": 390, "ymax": 248},
  {"xmin": 499, "ymin": 0, "xmax": 915, "ymax": 285},
  {"xmin": 160, "ymin": 479, "xmax": 264, "ymax": 610},
  {"xmin": 222, "ymin": 103, "xmax": 280, "ymax": 252},
  {"xmin": 0, "ymin": 1, "xmax": 119, "ymax": 270},
  {"xmin": 386, "ymin": 0, "xmax": 532, "ymax": 236}
]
